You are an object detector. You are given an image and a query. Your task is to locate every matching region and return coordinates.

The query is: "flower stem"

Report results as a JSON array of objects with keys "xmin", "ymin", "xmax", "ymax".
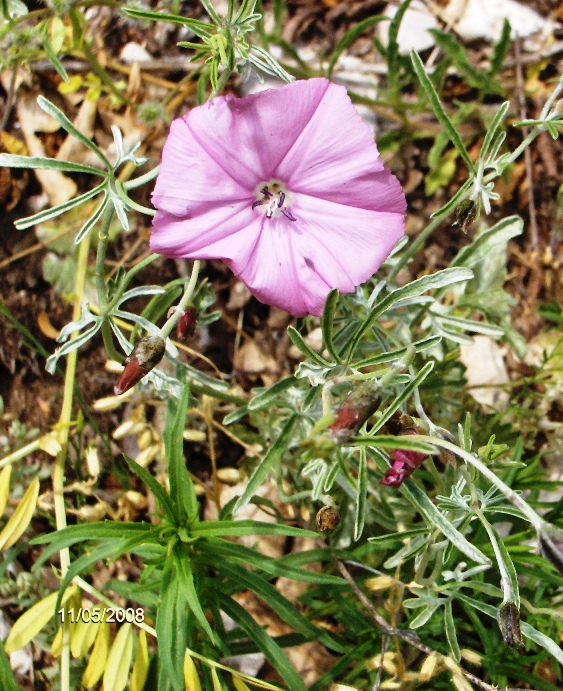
[
  {"xmin": 54, "ymin": 231, "xmax": 91, "ymax": 691},
  {"xmin": 123, "ymin": 165, "xmax": 160, "ymax": 190},
  {"xmin": 159, "ymin": 260, "xmax": 201, "ymax": 340}
]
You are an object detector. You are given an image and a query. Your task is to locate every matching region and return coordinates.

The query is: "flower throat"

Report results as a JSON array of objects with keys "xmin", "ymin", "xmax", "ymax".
[{"xmin": 252, "ymin": 180, "xmax": 296, "ymax": 221}]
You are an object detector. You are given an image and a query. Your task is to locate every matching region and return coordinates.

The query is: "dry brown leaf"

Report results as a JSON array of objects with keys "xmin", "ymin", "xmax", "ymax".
[
  {"xmin": 56, "ymin": 97, "xmax": 98, "ymax": 164},
  {"xmin": 37, "ymin": 311, "xmax": 60, "ymax": 339},
  {"xmin": 233, "ymin": 340, "xmax": 278, "ymax": 386},
  {"xmin": 16, "ymin": 91, "xmax": 77, "ymax": 206}
]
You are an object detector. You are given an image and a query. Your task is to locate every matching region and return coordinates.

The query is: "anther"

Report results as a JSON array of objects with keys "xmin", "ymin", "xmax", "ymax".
[{"xmin": 281, "ymin": 208, "xmax": 297, "ymax": 222}]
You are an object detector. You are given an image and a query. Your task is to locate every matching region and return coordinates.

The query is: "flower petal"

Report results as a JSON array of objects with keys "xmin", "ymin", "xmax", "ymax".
[
  {"xmin": 227, "ymin": 214, "xmax": 312, "ymax": 316},
  {"xmin": 181, "ymin": 78, "xmax": 332, "ymax": 184},
  {"xmin": 275, "ymin": 82, "xmax": 402, "ymax": 212},
  {"xmin": 150, "ymin": 202, "xmax": 263, "ymax": 268},
  {"xmin": 151, "ymin": 118, "xmax": 250, "ymax": 217}
]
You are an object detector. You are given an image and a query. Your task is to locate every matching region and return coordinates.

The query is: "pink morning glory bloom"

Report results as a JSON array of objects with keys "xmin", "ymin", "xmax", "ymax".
[{"xmin": 150, "ymin": 78, "xmax": 406, "ymax": 317}]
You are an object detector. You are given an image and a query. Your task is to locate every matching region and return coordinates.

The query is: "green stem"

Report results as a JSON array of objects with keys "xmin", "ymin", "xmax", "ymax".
[
  {"xmin": 159, "ymin": 260, "xmax": 201, "ymax": 340},
  {"xmin": 54, "ymin": 231, "xmax": 91, "ymax": 691},
  {"xmin": 123, "ymin": 165, "xmax": 160, "ymax": 190},
  {"xmin": 105, "ymin": 252, "xmax": 160, "ymax": 313}
]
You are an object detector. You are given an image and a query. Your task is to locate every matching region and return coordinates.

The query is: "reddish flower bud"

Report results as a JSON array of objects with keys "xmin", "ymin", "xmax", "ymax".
[
  {"xmin": 380, "ymin": 429, "xmax": 427, "ymax": 488},
  {"xmin": 114, "ymin": 335, "xmax": 165, "ymax": 395},
  {"xmin": 329, "ymin": 382, "xmax": 380, "ymax": 444},
  {"xmin": 176, "ymin": 307, "xmax": 199, "ymax": 340}
]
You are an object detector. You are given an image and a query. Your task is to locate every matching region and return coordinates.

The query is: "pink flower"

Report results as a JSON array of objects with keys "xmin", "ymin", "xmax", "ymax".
[
  {"xmin": 380, "ymin": 430, "xmax": 427, "ymax": 488},
  {"xmin": 150, "ymin": 78, "xmax": 406, "ymax": 317}
]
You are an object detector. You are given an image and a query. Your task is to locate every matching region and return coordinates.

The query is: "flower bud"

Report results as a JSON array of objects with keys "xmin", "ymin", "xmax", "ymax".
[
  {"xmin": 316, "ymin": 505, "xmax": 340, "ymax": 532},
  {"xmin": 176, "ymin": 307, "xmax": 199, "ymax": 340},
  {"xmin": 114, "ymin": 335, "xmax": 165, "ymax": 395},
  {"xmin": 497, "ymin": 601, "xmax": 523, "ymax": 650},
  {"xmin": 380, "ymin": 429, "xmax": 427, "ymax": 488},
  {"xmin": 329, "ymin": 381, "xmax": 380, "ymax": 443}
]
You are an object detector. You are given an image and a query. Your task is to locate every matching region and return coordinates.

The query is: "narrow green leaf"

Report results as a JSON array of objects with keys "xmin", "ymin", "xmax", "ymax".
[
  {"xmin": 401, "ymin": 482, "xmax": 491, "ymax": 565},
  {"xmin": 174, "ymin": 543, "xmax": 214, "ymax": 642},
  {"xmin": 0, "ymin": 153, "xmax": 107, "ymax": 176},
  {"xmin": 156, "ymin": 559, "xmax": 186, "ymax": 691},
  {"xmin": 233, "ymin": 415, "xmax": 297, "ymax": 514},
  {"xmin": 354, "ymin": 447, "xmax": 367, "ymax": 541},
  {"xmin": 444, "ymin": 600, "xmax": 461, "ymax": 661},
  {"xmin": 30, "ymin": 521, "xmax": 154, "ymax": 566},
  {"xmin": 496, "ymin": 531, "xmax": 521, "ymax": 610},
  {"xmin": 41, "ymin": 25, "xmax": 69, "ymax": 83},
  {"xmin": 347, "ymin": 268, "xmax": 473, "ymax": 358},
  {"xmin": 199, "ymin": 537, "xmax": 343, "ymax": 584},
  {"xmin": 248, "ymin": 47, "xmax": 294, "ymax": 83},
  {"xmin": 190, "ymin": 520, "xmax": 318, "ymax": 539},
  {"xmin": 368, "ymin": 527, "xmax": 429, "ymax": 547},
  {"xmin": 123, "ymin": 455, "xmax": 177, "ymax": 523},
  {"xmin": 199, "ymin": 0, "xmax": 222, "ymax": 24},
  {"xmin": 354, "ymin": 336, "xmax": 441, "ymax": 368},
  {"xmin": 354, "ymin": 434, "xmax": 437, "ymax": 455},
  {"xmin": 429, "ymin": 30, "xmax": 501, "ymax": 94},
  {"xmin": 14, "ymin": 182, "xmax": 107, "ymax": 230},
  {"xmin": 411, "ymin": 50, "xmax": 475, "ymax": 173},
  {"xmin": 489, "ymin": 19, "xmax": 512, "ymax": 76},
  {"xmin": 320, "ymin": 288, "xmax": 342, "ymax": 363},
  {"xmin": 123, "ymin": 7, "xmax": 214, "ymax": 37},
  {"xmin": 45, "ymin": 322, "xmax": 102, "ymax": 374},
  {"xmin": 247, "ymin": 376, "xmax": 297, "ymax": 411},
  {"xmin": 287, "ymin": 326, "xmax": 333, "ymax": 367},
  {"xmin": 452, "ymin": 215, "xmax": 523, "ymax": 268},
  {"xmin": 375, "ymin": 361, "xmax": 435, "ymax": 434},
  {"xmin": 74, "ymin": 193, "xmax": 109, "ymax": 244},
  {"xmin": 481, "ymin": 101, "xmax": 510, "ymax": 161},
  {"xmin": 520, "ymin": 622, "xmax": 563, "ymax": 666},
  {"xmin": 387, "ymin": 0, "xmax": 413, "ymax": 90},
  {"xmin": 164, "ymin": 384, "xmax": 198, "ymax": 523},
  {"xmin": 0, "ymin": 640, "xmax": 20, "ymax": 691},
  {"xmin": 209, "ymin": 558, "xmax": 344, "ymax": 653},
  {"xmin": 327, "ymin": 14, "xmax": 386, "ymax": 77},
  {"xmin": 37, "ymin": 96, "xmax": 112, "ymax": 169},
  {"xmin": 219, "ymin": 594, "xmax": 307, "ymax": 691}
]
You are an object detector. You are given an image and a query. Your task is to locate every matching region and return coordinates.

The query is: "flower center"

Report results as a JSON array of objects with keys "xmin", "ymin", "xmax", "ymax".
[{"xmin": 252, "ymin": 180, "xmax": 296, "ymax": 222}]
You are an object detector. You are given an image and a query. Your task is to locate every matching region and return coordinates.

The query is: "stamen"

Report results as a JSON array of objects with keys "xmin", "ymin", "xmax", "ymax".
[
  {"xmin": 260, "ymin": 187, "xmax": 272, "ymax": 198},
  {"xmin": 252, "ymin": 199, "xmax": 265, "ymax": 210},
  {"xmin": 281, "ymin": 207, "xmax": 297, "ymax": 222},
  {"xmin": 278, "ymin": 191, "xmax": 285, "ymax": 208}
]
